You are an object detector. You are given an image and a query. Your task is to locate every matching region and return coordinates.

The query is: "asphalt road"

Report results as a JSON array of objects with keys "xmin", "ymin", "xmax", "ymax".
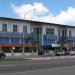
[{"xmin": 0, "ymin": 58, "xmax": 75, "ymax": 75}]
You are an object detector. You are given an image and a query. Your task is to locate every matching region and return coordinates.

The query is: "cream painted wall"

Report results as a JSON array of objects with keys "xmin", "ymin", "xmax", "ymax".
[
  {"xmin": 0, "ymin": 20, "xmax": 31, "ymax": 33},
  {"xmin": 42, "ymin": 24, "xmax": 58, "ymax": 35},
  {"xmin": 67, "ymin": 28, "xmax": 75, "ymax": 36},
  {"xmin": 0, "ymin": 21, "xmax": 2, "ymax": 31},
  {"xmin": 0, "ymin": 19, "xmax": 75, "ymax": 37}
]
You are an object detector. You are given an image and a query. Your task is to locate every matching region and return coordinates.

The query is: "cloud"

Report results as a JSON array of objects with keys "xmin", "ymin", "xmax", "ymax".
[
  {"xmin": 11, "ymin": 3, "xmax": 75, "ymax": 26},
  {"xmin": 11, "ymin": 3, "xmax": 49, "ymax": 20},
  {"xmin": 50, "ymin": 7, "xmax": 75, "ymax": 26}
]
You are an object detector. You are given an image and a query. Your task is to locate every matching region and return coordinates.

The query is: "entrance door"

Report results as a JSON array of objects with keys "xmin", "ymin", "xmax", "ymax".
[{"xmin": 33, "ymin": 28, "xmax": 42, "ymax": 55}]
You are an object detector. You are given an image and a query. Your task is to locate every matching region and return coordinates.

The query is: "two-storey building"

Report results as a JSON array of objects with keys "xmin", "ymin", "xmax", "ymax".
[{"xmin": 0, "ymin": 17, "xmax": 75, "ymax": 56}]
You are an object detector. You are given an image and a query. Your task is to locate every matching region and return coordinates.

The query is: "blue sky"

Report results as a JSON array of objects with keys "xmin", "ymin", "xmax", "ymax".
[{"xmin": 0, "ymin": 0, "xmax": 75, "ymax": 25}]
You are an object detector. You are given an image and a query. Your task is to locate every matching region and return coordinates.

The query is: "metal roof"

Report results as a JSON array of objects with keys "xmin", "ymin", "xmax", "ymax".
[{"xmin": 0, "ymin": 17, "xmax": 75, "ymax": 28}]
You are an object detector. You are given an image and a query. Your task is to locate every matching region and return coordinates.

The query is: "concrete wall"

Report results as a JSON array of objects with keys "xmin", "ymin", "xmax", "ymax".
[
  {"xmin": 0, "ymin": 19, "xmax": 75, "ymax": 37},
  {"xmin": 0, "ymin": 20, "xmax": 31, "ymax": 33},
  {"xmin": 67, "ymin": 28, "xmax": 75, "ymax": 36},
  {"xmin": 6, "ymin": 52, "xmax": 38, "ymax": 57}
]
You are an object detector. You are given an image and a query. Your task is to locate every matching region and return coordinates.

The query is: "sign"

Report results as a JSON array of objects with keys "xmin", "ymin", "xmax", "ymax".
[
  {"xmin": 52, "ymin": 44, "xmax": 60, "ymax": 47},
  {"xmin": 12, "ymin": 47, "xmax": 15, "ymax": 50}
]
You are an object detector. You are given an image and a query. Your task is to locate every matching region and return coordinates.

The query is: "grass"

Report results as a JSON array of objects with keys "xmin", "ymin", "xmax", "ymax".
[{"xmin": 0, "ymin": 56, "xmax": 29, "ymax": 61}]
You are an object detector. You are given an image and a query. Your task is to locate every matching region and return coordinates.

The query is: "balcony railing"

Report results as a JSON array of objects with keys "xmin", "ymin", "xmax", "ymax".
[
  {"xmin": 0, "ymin": 32, "xmax": 34, "ymax": 44},
  {"xmin": 0, "ymin": 31, "xmax": 32, "ymax": 38}
]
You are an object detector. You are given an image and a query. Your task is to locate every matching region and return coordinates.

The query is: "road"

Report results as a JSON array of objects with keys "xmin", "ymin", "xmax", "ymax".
[{"xmin": 0, "ymin": 58, "xmax": 75, "ymax": 75}]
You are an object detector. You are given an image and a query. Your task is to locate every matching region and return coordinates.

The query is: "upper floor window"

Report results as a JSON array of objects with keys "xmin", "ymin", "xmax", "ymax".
[
  {"xmin": 2, "ymin": 24, "xmax": 7, "ymax": 32},
  {"xmin": 62, "ymin": 30, "xmax": 66, "ymax": 37},
  {"xmin": 33, "ymin": 28, "xmax": 41, "ymax": 34},
  {"xmin": 58, "ymin": 30, "xmax": 61, "ymax": 36},
  {"xmin": 13, "ymin": 25, "xmax": 17, "ymax": 32},
  {"xmin": 23, "ymin": 26, "xmax": 27, "ymax": 33},
  {"xmin": 46, "ymin": 28, "xmax": 54, "ymax": 35},
  {"xmin": 69, "ymin": 30, "xmax": 72, "ymax": 36}
]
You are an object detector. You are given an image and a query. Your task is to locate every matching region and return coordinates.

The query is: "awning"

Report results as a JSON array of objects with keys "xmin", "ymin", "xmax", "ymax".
[
  {"xmin": 0, "ymin": 43, "xmax": 35, "ymax": 47},
  {"xmin": 64, "ymin": 44, "xmax": 75, "ymax": 48}
]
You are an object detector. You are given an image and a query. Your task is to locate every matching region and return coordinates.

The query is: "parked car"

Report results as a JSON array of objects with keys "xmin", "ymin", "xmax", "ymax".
[
  {"xmin": 69, "ymin": 50, "xmax": 75, "ymax": 55},
  {"xmin": 44, "ymin": 50, "xmax": 55, "ymax": 56},
  {"xmin": 0, "ymin": 51, "xmax": 6, "ymax": 58},
  {"xmin": 55, "ymin": 50, "xmax": 65, "ymax": 56}
]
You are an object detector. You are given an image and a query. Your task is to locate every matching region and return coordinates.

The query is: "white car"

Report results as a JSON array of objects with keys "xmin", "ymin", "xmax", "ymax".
[
  {"xmin": 44, "ymin": 50, "xmax": 55, "ymax": 56},
  {"xmin": 56, "ymin": 50, "xmax": 65, "ymax": 56},
  {"xmin": 69, "ymin": 50, "xmax": 75, "ymax": 55}
]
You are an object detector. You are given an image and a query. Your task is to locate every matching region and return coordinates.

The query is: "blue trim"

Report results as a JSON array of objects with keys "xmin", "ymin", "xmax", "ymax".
[
  {"xmin": 0, "ymin": 38, "xmax": 33, "ymax": 44},
  {"xmin": 0, "ymin": 38, "xmax": 9, "ymax": 43},
  {"xmin": 11, "ymin": 38, "xmax": 20, "ymax": 44},
  {"xmin": 42, "ymin": 34, "xmax": 57, "ymax": 46},
  {"xmin": 0, "ymin": 31, "xmax": 32, "ymax": 38},
  {"xmin": 59, "ymin": 36, "xmax": 75, "ymax": 45}
]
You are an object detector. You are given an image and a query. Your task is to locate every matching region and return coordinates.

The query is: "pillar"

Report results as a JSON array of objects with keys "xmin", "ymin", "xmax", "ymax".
[
  {"xmin": 11, "ymin": 47, "xmax": 14, "ymax": 56},
  {"xmin": 22, "ymin": 47, "xmax": 25, "ymax": 57}
]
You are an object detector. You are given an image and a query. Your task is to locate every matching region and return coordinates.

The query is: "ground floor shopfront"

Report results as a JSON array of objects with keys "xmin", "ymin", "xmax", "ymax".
[
  {"xmin": 0, "ymin": 43, "xmax": 38, "ymax": 56},
  {"xmin": 1, "ymin": 44, "xmax": 75, "ymax": 56},
  {"xmin": 0, "ymin": 44, "xmax": 61, "ymax": 56}
]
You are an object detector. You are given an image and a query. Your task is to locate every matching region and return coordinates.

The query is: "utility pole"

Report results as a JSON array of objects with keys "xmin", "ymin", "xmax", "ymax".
[{"xmin": 22, "ymin": 9, "xmax": 36, "ymax": 57}]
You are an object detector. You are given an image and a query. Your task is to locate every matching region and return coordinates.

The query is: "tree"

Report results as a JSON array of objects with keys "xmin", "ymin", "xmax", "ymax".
[{"xmin": 58, "ymin": 36, "xmax": 67, "ymax": 50}]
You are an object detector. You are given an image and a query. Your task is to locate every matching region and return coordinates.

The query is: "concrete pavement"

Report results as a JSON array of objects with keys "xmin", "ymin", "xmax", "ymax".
[{"xmin": 26, "ymin": 56, "xmax": 75, "ymax": 60}]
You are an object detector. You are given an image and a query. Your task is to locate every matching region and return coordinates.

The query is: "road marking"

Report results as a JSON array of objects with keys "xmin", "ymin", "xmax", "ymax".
[
  {"xmin": 1, "ymin": 66, "xmax": 75, "ymax": 75},
  {"xmin": 0, "ymin": 65, "xmax": 14, "ymax": 67}
]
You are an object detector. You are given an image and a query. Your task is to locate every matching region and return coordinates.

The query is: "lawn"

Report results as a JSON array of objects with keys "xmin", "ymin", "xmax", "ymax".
[{"xmin": 0, "ymin": 56, "xmax": 29, "ymax": 61}]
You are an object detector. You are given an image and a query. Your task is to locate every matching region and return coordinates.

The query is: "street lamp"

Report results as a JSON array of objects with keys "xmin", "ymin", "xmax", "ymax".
[
  {"xmin": 22, "ymin": 8, "xmax": 36, "ymax": 57},
  {"xmin": 24, "ymin": 9, "xmax": 36, "ymax": 20}
]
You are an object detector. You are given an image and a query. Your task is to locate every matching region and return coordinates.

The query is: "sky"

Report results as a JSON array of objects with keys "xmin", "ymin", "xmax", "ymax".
[{"xmin": 0, "ymin": 0, "xmax": 75, "ymax": 26}]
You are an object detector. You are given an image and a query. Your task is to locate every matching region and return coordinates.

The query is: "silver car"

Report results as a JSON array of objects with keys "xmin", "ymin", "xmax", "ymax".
[{"xmin": 44, "ymin": 50, "xmax": 55, "ymax": 56}]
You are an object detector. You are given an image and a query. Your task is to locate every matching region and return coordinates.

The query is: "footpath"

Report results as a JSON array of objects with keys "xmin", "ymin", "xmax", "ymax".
[
  {"xmin": 1, "ymin": 56, "xmax": 75, "ymax": 61},
  {"xmin": 26, "ymin": 56, "xmax": 75, "ymax": 60}
]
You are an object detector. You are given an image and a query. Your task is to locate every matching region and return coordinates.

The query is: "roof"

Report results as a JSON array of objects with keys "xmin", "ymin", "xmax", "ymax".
[{"xmin": 0, "ymin": 17, "xmax": 75, "ymax": 28}]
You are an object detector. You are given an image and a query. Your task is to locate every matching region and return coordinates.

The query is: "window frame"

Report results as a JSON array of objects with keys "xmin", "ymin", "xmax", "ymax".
[
  {"xmin": 69, "ymin": 30, "xmax": 72, "ymax": 36},
  {"xmin": 46, "ymin": 28, "xmax": 54, "ymax": 35},
  {"xmin": 13, "ymin": 24, "xmax": 18, "ymax": 32},
  {"xmin": 2, "ymin": 24, "xmax": 7, "ymax": 32},
  {"xmin": 23, "ymin": 25, "xmax": 27, "ymax": 33}
]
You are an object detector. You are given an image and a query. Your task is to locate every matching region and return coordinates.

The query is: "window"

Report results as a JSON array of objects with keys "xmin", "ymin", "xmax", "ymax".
[
  {"xmin": 46, "ymin": 28, "xmax": 54, "ymax": 35},
  {"xmin": 2, "ymin": 24, "xmax": 7, "ymax": 32},
  {"xmin": 23, "ymin": 26, "xmax": 27, "ymax": 33},
  {"xmin": 62, "ymin": 30, "xmax": 67, "ymax": 37},
  {"xmin": 13, "ymin": 25, "xmax": 17, "ymax": 32},
  {"xmin": 2, "ymin": 47, "xmax": 11, "ymax": 53},
  {"xmin": 58, "ymin": 30, "xmax": 61, "ymax": 36},
  {"xmin": 69, "ymin": 30, "xmax": 72, "ymax": 36},
  {"xmin": 33, "ymin": 28, "xmax": 41, "ymax": 34},
  {"xmin": 14, "ymin": 47, "xmax": 22, "ymax": 53},
  {"xmin": 64, "ymin": 30, "xmax": 67, "ymax": 36},
  {"xmin": 25, "ymin": 47, "xmax": 31, "ymax": 52}
]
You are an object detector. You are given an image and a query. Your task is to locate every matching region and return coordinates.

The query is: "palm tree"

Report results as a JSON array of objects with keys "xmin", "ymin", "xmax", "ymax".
[{"xmin": 58, "ymin": 36, "xmax": 67, "ymax": 50}]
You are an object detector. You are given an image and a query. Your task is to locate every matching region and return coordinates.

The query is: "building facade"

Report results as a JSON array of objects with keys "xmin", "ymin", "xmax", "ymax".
[{"xmin": 0, "ymin": 17, "xmax": 75, "ymax": 56}]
